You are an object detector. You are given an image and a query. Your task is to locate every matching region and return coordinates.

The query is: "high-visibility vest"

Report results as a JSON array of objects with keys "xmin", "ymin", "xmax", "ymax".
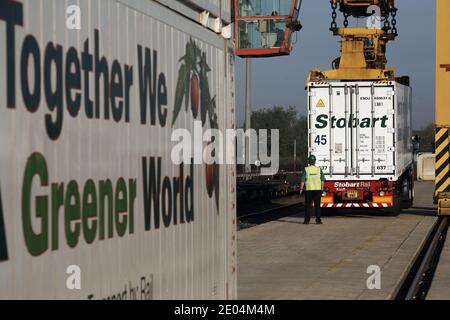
[{"xmin": 305, "ymin": 166, "xmax": 322, "ymax": 191}]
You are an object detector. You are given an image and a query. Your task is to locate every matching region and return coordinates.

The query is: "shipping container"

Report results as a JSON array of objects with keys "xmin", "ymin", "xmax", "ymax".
[
  {"xmin": 307, "ymin": 81, "xmax": 414, "ymax": 211},
  {"xmin": 156, "ymin": 0, "xmax": 232, "ymax": 30},
  {"xmin": 0, "ymin": 0, "xmax": 236, "ymax": 299}
]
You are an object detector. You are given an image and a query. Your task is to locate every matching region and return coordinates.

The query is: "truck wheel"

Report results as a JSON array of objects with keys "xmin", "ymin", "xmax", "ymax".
[
  {"xmin": 410, "ymin": 179, "xmax": 415, "ymax": 206},
  {"xmin": 400, "ymin": 178, "xmax": 411, "ymax": 209},
  {"xmin": 400, "ymin": 175, "xmax": 414, "ymax": 209},
  {"xmin": 406, "ymin": 179, "xmax": 414, "ymax": 208},
  {"xmin": 392, "ymin": 190, "xmax": 402, "ymax": 216}
]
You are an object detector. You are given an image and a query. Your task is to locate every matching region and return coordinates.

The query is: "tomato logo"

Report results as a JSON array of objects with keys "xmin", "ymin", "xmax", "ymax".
[
  {"xmin": 190, "ymin": 74, "xmax": 200, "ymax": 119},
  {"xmin": 172, "ymin": 38, "xmax": 220, "ymax": 209}
]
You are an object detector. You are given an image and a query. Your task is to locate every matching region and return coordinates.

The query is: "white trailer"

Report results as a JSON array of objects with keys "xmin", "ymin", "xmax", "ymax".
[
  {"xmin": 0, "ymin": 0, "xmax": 236, "ymax": 299},
  {"xmin": 307, "ymin": 81, "xmax": 414, "ymax": 212}
]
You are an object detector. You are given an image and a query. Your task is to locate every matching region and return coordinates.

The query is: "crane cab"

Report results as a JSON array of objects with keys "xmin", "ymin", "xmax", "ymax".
[{"xmin": 233, "ymin": 0, "xmax": 302, "ymax": 57}]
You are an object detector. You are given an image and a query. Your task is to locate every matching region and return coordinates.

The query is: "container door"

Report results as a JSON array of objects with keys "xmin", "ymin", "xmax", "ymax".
[
  {"xmin": 353, "ymin": 85, "xmax": 396, "ymax": 177},
  {"xmin": 309, "ymin": 85, "xmax": 351, "ymax": 177}
]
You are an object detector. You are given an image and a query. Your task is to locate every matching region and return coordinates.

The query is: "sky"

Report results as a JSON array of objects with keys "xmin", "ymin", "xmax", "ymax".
[{"xmin": 235, "ymin": 0, "xmax": 436, "ymax": 130}]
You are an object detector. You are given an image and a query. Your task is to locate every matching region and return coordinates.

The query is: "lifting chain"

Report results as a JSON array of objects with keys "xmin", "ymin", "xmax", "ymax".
[
  {"xmin": 391, "ymin": 6, "xmax": 398, "ymax": 36},
  {"xmin": 383, "ymin": 6, "xmax": 391, "ymax": 32},
  {"xmin": 383, "ymin": 1, "xmax": 399, "ymax": 37},
  {"xmin": 343, "ymin": 12, "xmax": 350, "ymax": 28},
  {"xmin": 328, "ymin": 0, "xmax": 394, "ymax": 34},
  {"xmin": 330, "ymin": 1, "xmax": 338, "ymax": 31}
]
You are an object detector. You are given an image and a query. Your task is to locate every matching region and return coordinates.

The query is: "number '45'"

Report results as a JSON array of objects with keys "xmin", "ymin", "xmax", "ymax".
[{"xmin": 315, "ymin": 135, "xmax": 327, "ymax": 145}]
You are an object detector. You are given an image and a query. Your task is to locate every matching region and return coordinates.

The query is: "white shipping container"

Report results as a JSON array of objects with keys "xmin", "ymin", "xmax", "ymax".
[
  {"xmin": 156, "ymin": 0, "xmax": 232, "ymax": 25},
  {"xmin": 0, "ymin": 0, "xmax": 236, "ymax": 299},
  {"xmin": 307, "ymin": 81, "xmax": 413, "ymax": 181},
  {"xmin": 183, "ymin": 0, "xmax": 231, "ymax": 22}
]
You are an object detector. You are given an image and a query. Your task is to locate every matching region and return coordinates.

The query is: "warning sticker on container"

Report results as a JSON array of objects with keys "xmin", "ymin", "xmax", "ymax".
[
  {"xmin": 316, "ymin": 99, "xmax": 325, "ymax": 108},
  {"xmin": 335, "ymin": 143, "xmax": 343, "ymax": 154}
]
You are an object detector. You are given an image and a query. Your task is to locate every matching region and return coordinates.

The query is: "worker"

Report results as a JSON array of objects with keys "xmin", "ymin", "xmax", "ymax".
[
  {"xmin": 300, "ymin": 155, "xmax": 325, "ymax": 225},
  {"xmin": 268, "ymin": 11, "xmax": 285, "ymax": 48}
]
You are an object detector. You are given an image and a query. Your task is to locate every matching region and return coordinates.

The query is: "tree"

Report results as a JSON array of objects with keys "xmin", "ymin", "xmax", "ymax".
[
  {"xmin": 413, "ymin": 123, "xmax": 434, "ymax": 153},
  {"xmin": 249, "ymin": 106, "xmax": 308, "ymax": 171}
]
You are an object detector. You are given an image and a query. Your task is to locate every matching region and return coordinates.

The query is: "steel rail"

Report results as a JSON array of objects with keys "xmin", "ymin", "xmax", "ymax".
[
  {"xmin": 238, "ymin": 202, "xmax": 302, "ymax": 220},
  {"xmin": 394, "ymin": 217, "xmax": 449, "ymax": 300}
]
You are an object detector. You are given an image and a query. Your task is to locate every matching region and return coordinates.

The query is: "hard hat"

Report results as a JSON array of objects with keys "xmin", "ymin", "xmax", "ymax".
[{"xmin": 308, "ymin": 155, "xmax": 316, "ymax": 163}]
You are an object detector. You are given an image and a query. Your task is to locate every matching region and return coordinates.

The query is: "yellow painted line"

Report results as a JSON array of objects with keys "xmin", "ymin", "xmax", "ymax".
[
  {"xmin": 436, "ymin": 152, "xmax": 450, "ymax": 169},
  {"xmin": 435, "ymin": 140, "xmax": 449, "ymax": 156},
  {"xmin": 437, "ymin": 178, "xmax": 450, "ymax": 193},
  {"xmin": 436, "ymin": 128, "xmax": 448, "ymax": 142},
  {"xmin": 436, "ymin": 173, "xmax": 448, "ymax": 185}
]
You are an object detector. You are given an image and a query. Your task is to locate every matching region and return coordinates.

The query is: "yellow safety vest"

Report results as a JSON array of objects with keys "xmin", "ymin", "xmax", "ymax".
[{"xmin": 305, "ymin": 166, "xmax": 322, "ymax": 191}]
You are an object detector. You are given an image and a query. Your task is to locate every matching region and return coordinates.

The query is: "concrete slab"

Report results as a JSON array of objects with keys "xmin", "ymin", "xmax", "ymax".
[
  {"xmin": 237, "ymin": 181, "xmax": 437, "ymax": 300},
  {"xmin": 427, "ymin": 234, "xmax": 450, "ymax": 300}
]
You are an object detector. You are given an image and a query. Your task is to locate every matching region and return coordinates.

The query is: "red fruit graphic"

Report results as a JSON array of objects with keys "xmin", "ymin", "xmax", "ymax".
[
  {"xmin": 214, "ymin": 163, "xmax": 219, "ymax": 209},
  {"xmin": 190, "ymin": 74, "xmax": 200, "ymax": 118},
  {"xmin": 206, "ymin": 163, "xmax": 214, "ymax": 198}
]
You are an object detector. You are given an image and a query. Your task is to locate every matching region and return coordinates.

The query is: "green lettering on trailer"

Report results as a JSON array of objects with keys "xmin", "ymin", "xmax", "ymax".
[
  {"xmin": 314, "ymin": 115, "xmax": 389, "ymax": 129},
  {"xmin": 315, "ymin": 115, "xmax": 328, "ymax": 129},
  {"xmin": 22, "ymin": 153, "xmax": 49, "ymax": 256},
  {"xmin": 0, "ymin": 185, "xmax": 8, "ymax": 262}
]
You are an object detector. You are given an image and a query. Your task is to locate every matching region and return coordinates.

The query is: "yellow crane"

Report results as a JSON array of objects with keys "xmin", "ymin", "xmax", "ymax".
[
  {"xmin": 233, "ymin": 0, "xmax": 450, "ymax": 215},
  {"xmin": 435, "ymin": 0, "xmax": 450, "ymax": 215}
]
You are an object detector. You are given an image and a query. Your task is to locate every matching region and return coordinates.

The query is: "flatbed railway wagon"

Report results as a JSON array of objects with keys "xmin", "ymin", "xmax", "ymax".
[
  {"xmin": 307, "ymin": 81, "xmax": 414, "ymax": 213},
  {"xmin": 0, "ymin": 0, "xmax": 236, "ymax": 299}
]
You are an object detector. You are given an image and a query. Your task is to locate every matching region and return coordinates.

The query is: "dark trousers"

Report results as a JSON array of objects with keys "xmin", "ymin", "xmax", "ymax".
[{"xmin": 305, "ymin": 190, "xmax": 322, "ymax": 222}]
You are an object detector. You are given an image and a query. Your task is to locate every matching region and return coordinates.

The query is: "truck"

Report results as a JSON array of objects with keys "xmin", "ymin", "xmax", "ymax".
[
  {"xmin": 307, "ymin": 81, "xmax": 414, "ymax": 213},
  {"xmin": 232, "ymin": 0, "xmax": 418, "ymax": 213},
  {"xmin": 0, "ymin": 0, "xmax": 236, "ymax": 299}
]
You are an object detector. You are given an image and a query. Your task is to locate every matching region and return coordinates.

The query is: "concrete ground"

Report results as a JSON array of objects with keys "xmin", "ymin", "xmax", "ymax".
[
  {"xmin": 237, "ymin": 181, "xmax": 437, "ymax": 300},
  {"xmin": 427, "ymin": 229, "xmax": 450, "ymax": 300}
]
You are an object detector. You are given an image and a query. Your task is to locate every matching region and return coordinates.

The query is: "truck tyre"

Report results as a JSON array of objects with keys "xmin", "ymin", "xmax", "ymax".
[
  {"xmin": 400, "ymin": 171, "xmax": 414, "ymax": 209},
  {"xmin": 406, "ymin": 178, "xmax": 414, "ymax": 208},
  {"xmin": 400, "ymin": 178, "xmax": 411, "ymax": 209},
  {"xmin": 392, "ymin": 190, "xmax": 402, "ymax": 216}
]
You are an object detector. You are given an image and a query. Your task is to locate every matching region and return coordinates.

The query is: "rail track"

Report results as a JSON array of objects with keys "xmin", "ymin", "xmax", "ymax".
[
  {"xmin": 394, "ymin": 217, "xmax": 450, "ymax": 300},
  {"xmin": 238, "ymin": 202, "xmax": 303, "ymax": 230}
]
